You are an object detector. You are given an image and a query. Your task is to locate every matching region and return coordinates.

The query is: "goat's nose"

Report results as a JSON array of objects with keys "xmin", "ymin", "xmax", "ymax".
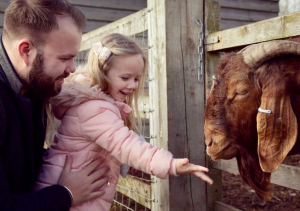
[
  {"xmin": 205, "ymin": 137, "xmax": 213, "ymax": 147},
  {"xmin": 204, "ymin": 128, "xmax": 213, "ymax": 146}
]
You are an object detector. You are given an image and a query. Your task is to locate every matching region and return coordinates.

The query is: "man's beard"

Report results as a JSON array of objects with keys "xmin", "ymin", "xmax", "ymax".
[{"xmin": 28, "ymin": 54, "xmax": 66, "ymax": 100}]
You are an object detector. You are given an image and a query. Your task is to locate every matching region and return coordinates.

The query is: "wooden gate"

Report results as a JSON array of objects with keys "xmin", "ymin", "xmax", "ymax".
[{"xmin": 79, "ymin": 0, "xmax": 207, "ymax": 210}]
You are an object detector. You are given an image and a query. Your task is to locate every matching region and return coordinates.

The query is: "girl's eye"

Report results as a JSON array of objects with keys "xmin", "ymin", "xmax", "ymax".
[
  {"xmin": 134, "ymin": 78, "xmax": 139, "ymax": 82},
  {"xmin": 121, "ymin": 77, "xmax": 128, "ymax": 80}
]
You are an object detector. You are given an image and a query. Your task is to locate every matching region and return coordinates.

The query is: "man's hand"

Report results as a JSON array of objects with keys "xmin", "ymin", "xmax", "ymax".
[
  {"xmin": 175, "ymin": 158, "xmax": 213, "ymax": 185},
  {"xmin": 58, "ymin": 155, "xmax": 109, "ymax": 206}
]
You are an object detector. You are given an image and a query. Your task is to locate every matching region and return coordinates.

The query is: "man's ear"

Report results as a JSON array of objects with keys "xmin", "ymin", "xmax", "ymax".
[{"xmin": 18, "ymin": 39, "xmax": 36, "ymax": 66}]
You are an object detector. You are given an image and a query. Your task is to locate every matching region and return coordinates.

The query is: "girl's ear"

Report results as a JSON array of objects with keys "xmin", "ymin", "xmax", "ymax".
[{"xmin": 18, "ymin": 39, "xmax": 36, "ymax": 66}]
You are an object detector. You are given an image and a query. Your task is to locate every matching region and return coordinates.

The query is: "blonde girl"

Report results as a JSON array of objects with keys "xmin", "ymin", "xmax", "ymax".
[{"xmin": 34, "ymin": 33, "xmax": 213, "ymax": 211}]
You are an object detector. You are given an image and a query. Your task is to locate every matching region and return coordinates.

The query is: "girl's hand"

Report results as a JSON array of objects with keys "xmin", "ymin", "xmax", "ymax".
[{"xmin": 175, "ymin": 158, "xmax": 213, "ymax": 185}]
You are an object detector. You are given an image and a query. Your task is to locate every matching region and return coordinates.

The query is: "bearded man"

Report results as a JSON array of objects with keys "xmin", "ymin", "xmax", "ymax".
[{"xmin": 0, "ymin": 1, "xmax": 108, "ymax": 210}]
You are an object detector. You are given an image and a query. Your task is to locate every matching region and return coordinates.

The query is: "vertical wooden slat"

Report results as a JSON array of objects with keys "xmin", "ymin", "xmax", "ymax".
[
  {"xmin": 204, "ymin": 1, "xmax": 222, "ymax": 211},
  {"xmin": 181, "ymin": 0, "xmax": 207, "ymax": 210},
  {"xmin": 148, "ymin": 0, "xmax": 206, "ymax": 210},
  {"xmin": 147, "ymin": 0, "xmax": 169, "ymax": 210}
]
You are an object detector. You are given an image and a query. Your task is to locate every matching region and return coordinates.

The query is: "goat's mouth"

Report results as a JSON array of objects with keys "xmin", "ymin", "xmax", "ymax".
[{"xmin": 207, "ymin": 142, "xmax": 237, "ymax": 160}]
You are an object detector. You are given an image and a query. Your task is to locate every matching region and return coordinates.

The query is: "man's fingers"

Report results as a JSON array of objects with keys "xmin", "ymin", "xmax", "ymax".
[
  {"xmin": 92, "ymin": 177, "xmax": 108, "ymax": 189},
  {"xmin": 62, "ymin": 154, "xmax": 72, "ymax": 174},
  {"xmin": 89, "ymin": 167, "xmax": 109, "ymax": 183},
  {"xmin": 87, "ymin": 190, "xmax": 106, "ymax": 201},
  {"xmin": 82, "ymin": 159, "xmax": 102, "ymax": 175}
]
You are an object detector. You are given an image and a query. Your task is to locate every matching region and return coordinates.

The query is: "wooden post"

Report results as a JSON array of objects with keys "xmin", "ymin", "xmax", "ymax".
[
  {"xmin": 147, "ymin": 0, "xmax": 206, "ymax": 210},
  {"xmin": 204, "ymin": 1, "xmax": 222, "ymax": 211}
]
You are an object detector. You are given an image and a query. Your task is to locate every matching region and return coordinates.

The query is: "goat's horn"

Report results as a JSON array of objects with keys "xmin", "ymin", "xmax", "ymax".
[{"xmin": 237, "ymin": 40, "xmax": 300, "ymax": 69}]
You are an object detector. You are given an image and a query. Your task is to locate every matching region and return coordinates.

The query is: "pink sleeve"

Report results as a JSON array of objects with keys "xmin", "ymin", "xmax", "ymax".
[{"xmin": 78, "ymin": 103, "xmax": 175, "ymax": 179}]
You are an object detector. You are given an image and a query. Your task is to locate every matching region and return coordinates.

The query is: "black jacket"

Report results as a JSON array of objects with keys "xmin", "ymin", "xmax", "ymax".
[{"xmin": 0, "ymin": 36, "xmax": 71, "ymax": 211}]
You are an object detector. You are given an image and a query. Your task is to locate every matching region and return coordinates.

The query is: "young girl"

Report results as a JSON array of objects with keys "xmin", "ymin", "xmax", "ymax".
[{"xmin": 34, "ymin": 33, "xmax": 213, "ymax": 211}]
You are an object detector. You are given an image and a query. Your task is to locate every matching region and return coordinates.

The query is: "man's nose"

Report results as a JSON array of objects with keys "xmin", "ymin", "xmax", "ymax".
[{"xmin": 65, "ymin": 61, "xmax": 76, "ymax": 74}]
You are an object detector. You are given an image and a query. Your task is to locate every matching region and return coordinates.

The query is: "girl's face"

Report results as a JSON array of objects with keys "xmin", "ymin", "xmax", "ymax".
[{"xmin": 106, "ymin": 54, "xmax": 144, "ymax": 102}]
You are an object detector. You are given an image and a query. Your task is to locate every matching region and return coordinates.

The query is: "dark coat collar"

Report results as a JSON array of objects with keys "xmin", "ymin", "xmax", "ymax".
[{"xmin": 0, "ymin": 35, "xmax": 23, "ymax": 94}]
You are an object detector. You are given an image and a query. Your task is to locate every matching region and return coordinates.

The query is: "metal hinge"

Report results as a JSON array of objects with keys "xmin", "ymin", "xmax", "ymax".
[{"xmin": 205, "ymin": 36, "xmax": 219, "ymax": 45}]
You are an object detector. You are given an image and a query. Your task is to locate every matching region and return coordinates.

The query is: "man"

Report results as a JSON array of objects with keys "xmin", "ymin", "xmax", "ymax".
[{"xmin": 0, "ymin": 0, "xmax": 108, "ymax": 210}]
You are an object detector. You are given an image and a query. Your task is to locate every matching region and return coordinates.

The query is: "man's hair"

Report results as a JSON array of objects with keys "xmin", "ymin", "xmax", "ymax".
[{"xmin": 3, "ymin": 0, "xmax": 86, "ymax": 45}]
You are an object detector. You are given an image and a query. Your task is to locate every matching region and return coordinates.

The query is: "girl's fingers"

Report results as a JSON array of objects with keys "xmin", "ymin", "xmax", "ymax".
[
  {"xmin": 194, "ymin": 165, "xmax": 209, "ymax": 172},
  {"xmin": 183, "ymin": 164, "xmax": 213, "ymax": 184},
  {"xmin": 193, "ymin": 171, "xmax": 214, "ymax": 185},
  {"xmin": 186, "ymin": 164, "xmax": 209, "ymax": 173}
]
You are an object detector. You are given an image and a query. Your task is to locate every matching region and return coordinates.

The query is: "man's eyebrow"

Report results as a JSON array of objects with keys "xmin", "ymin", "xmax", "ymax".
[{"xmin": 57, "ymin": 54, "xmax": 76, "ymax": 58}]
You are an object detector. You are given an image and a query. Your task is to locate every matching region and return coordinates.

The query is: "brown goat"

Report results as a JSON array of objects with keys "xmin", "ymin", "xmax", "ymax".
[{"xmin": 204, "ymin": 38, "xmax": 300, "ymax": 201}]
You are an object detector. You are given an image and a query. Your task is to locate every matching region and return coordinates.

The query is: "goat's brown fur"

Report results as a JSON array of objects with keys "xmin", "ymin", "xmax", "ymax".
[{"xmin": 204, "ymin": 37, "xmax": 300, "ymax": 201}]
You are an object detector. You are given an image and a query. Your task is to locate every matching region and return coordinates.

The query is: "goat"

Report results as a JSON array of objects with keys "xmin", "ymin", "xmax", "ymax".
[{"xmin": 204, "ymin": 38, "xmax": 300, "ymax": 201}]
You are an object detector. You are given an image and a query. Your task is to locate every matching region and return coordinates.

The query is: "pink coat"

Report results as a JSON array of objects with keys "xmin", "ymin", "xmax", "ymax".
[{"xmin": 33, "ymin": 72, "xmax": 177, "ymax": 211}]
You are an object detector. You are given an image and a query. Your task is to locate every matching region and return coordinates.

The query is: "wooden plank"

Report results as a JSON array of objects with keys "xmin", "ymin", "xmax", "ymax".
[
  {"xmin": 213, "ymin": 159, "xmax": 240, "ymax": 175},
  {"xmin": 214, "ymin": 201, "xmax": 242, "ymax": 211},
  {"xmin": 213, "ymin": 159, "xmax": 300, "ymax": 191},
  {"xmin": 179, "ymin": 0, "xmax": 207, "ymax": 209},
  {"xmin": 148, "ymin": 0, "xmax": 206, "ymax": 210},
  {"xmin": 85, "ymin": 21, "xmax": 109, "ymax": 33},
  {"xmin": 80, "ymin": 8, "xmax": 148, "ymax": 51},
  {"xmin": 69, "ymin": 0, "xmax": 146, "ymax": 11},
  {"xmin": 0, "ymin": 13, "xmax": 4, "ymax": 27},
  {"xmin": 205, "ymin": 2, "xmax": 222, "ymax": 211},
  {"xmin": 76, "ymin": 6, "xmax": 135, "ymax": 22},
  {"xmin": 205, "ymin": 12, "xmax": 300, "ymax": 51},
  {"xmin": 271, "ymin": 164, "xmax": 300, "ymax": 191},
  {"xmin": 0, "ymin": 2, "xmax": 8, "ymax": 12},
  {"xmin": 218, "ymin": 0, "xmax": 278, "ymax": 12},
  {"xmin": 220, "ymin": 8, "xmax": 277, "ymax": 22},
  {"xmin": 220, "ymin": 20, "xmax": 253, "ymax": 30},
  {"xmin": 116, "ymin": 175, "xmax": 152, "ymax": 209},
  {"xmin": 147, "ymin": 0, "xmax": 169, "ymax": 210}
]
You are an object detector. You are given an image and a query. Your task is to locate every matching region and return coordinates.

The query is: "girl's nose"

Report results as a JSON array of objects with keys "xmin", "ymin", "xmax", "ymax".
[{"xmin": 128, "ymin": 80, "xmax": 138, "ymax": 90}]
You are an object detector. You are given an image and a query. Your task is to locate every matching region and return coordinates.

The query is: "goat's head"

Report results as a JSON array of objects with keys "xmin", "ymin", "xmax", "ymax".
[{"xmin": 204, "ymin": 40, "xmax": 300, "ymax": 200}]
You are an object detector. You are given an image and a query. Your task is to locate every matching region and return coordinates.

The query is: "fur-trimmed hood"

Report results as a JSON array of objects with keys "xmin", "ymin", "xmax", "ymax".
[{"xmin": 50, "ymin": 69, "xmax": 131, "ymax": 120}]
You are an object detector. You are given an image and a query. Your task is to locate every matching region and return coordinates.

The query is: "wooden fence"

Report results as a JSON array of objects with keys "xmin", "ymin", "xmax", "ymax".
[
  {"xmin": 205, "ymin": 2, "xmax": 300, "ymax": 210},
  {"xmin": 0, "ymin": 0, "xmax": 279, "ymax": 36},
  {"xmin": 78, "ymin": 0, "xmax": 300, "ymax": 210},
  {"xmin": 80, "ymin": 0, "xmax": 207, "ymax": 210}
]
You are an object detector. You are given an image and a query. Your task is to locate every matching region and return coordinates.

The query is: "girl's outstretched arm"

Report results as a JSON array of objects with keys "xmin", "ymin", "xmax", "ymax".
[{"xmin": 175, "ymin": 158, "xmax": 213, "ymax": 185}]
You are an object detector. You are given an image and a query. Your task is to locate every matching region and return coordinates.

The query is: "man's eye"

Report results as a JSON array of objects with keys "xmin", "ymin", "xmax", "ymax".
[{"xmin": 60, "ymin": 58, "xmax": 69, "ymax": 61}]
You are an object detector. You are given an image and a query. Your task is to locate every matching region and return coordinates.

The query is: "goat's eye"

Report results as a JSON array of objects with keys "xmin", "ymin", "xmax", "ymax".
[
  {"xmin": 237, "ymin": 91, "xmax": 248, "ymax": 95},
  {"xmin": 229, "ymin": 91, "xmax": 248, "ymax": 101}
]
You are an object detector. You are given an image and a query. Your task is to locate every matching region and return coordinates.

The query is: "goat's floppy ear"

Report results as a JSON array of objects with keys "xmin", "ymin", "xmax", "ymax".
[
  {"xmin": 239, "ymin": 40, "xmax": 300, "ymax": 172},
  {"xmin": 256, "ymin": 68, "xmax": 298, "ymax": 172}
]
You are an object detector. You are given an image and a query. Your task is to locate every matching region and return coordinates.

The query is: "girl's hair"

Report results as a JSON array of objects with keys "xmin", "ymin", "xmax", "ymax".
[{"xmin": 85, "ymin": 33, "xmax": 147, "ymax": 132}]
